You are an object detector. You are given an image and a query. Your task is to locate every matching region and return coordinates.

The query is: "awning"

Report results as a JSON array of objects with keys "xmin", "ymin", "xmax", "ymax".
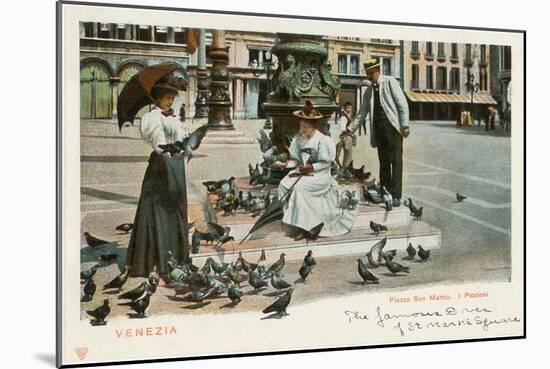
[{"xmin": 406, "ymin": 91, "xmax": 497, "ymax": 104}]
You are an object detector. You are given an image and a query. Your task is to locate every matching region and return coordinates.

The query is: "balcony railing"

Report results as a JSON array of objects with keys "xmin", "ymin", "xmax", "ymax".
[
  {"xmin": 425, "ymin": 53, "xmax": 434, "ymax": 61},
  {"xmin": 450, "ymin": 55, "xmax": 459, "ymax": 63}
]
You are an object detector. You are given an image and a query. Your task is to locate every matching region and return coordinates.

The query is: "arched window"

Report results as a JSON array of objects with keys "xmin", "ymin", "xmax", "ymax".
[{"xmin": 80, "ymin": 59, "xmax": 113, "ymax": 119}]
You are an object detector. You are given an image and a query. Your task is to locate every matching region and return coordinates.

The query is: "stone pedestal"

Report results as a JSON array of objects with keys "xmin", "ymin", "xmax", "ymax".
[{"xmin": 263, "ymin": 33, "xmax": 341, "ymax": 146}]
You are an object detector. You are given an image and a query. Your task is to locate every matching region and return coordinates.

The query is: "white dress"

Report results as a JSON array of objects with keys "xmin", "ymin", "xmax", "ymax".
[
  {"xmin": 140, "ymin": 107, "xmax": 188, "ymax": 152},
  {"xmin": 277, "ymin": 130, "xmax": 356, "ymax": 237}
]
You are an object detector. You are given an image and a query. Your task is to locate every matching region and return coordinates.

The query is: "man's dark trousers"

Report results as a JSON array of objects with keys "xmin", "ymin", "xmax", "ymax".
[{"xmin": 374, "ymin": 117, "xmax": 403, "ymax": 199}]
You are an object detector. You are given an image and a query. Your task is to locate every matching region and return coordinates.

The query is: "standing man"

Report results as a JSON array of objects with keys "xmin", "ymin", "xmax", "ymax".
[{"xmin": 351, "ymin": 58, "xmax": 410, "ymax": 207}]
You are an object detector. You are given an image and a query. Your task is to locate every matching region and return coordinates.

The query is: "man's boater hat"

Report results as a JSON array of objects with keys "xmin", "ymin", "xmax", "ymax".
[{"xmin": 363, "ymin": 58, "xmax": 381, "ymax": 72}]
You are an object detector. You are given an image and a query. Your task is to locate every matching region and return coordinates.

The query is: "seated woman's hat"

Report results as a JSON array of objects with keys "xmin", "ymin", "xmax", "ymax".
[
  {"xmin": 151, "ymin": 75, "xmax": 187, "ymax": 98},
  {"xmin": 292, "ymin": 100, "xmax": 323, "ymax": 120}
]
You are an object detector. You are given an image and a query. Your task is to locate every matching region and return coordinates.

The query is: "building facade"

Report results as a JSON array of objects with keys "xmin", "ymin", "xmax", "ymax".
[
  {"xmin": 402, "ymin": 41, "xmax": 497, "ymax": 121},
  {"xmin": 490, "ymin": 45, "xmax": 512, "ymax": 110},
  {"xmin": 79, "ymin": 22, "xmax": 192, "ymax": 120}
]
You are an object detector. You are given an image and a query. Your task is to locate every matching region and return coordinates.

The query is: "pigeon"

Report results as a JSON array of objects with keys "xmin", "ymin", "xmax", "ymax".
[
  {"xmin": 366, "ymin": 252, "xmax": 380, "ymax": 268},
  {"xmin": 179, "ymin": 125, "xmax": 209, "ymax": 163},
  {"xmin": 103, "ymin": 265, "xmax": 131, "ymax": 292},
  {"xmin": 370, "ymin": 221, "xmax": 388, "ymax": 236},
  {"xmin": 227, "ymin": 283, "xmax": 243, "ymax": 304},
  {"xmin": 382, "ymin": 186, "xmax": 393, "ymax": 211},
  {"xmin": 208, "ymin": 258, "xmax": 229, "ymax": 276},
  {"xmin": 81, "ymin": 277, "xmax": 96, "ymax": 302},
  {"xmin": 304, "ymin": 223, "xmax": 324, "ymax": 241},
  {"xmin": 412, "ymin": 206, "xmax": 423, "ymax": 221},
  {"xmin": 204, "ymin": 274, "xmax": 228, "ymax": 294},
  {"xmin": 262, "ymin": 287, "xmax": 294, "ymax": 318},
  {"xmin": 266, "ymin": 253, "xmax": 286, "ymax": 276},
  {"xmin": 456, "ymin": 193, "xmax": 467, "ymax": 202},
  {"xmin": 182, "ymin": 257, "xmax": 199, "ymax": 273},
  {"xmin": 384, "ymin": 249, "xmax": 397, "ymax": 261},
  {"xmin": 200, "ymin": 258, "xmax": 212, "ymax": 275},
  {"xmin": 362, "ymin": 186, "xmax": 383, "ymax": 204},
  {"xmin": 357, "ymin": 258, "xmax": 379, "ymax": 285},
  {"xmin": 118, "ymin": 281, "xmax": 148, "ymax": 301},
  {"xmin": 190, "ymin": 288, "xmax": 217, "ymax": 306},
  {"xmin": 418, "ymin": 245, "xmax": 431, "ymax": 262},
  {"xmin": 271, "ymin": 273, "xmax": 292, "ymax": 295},
  {"xmin": 406, "ymin": 243, "xmax": 416, "ymax": 259},
  {"xmin": 256, "ymin": 250, "xmax": 268, "ymax": 275},
  {"xmin": 369, "ymin": 237, "xmax": 387, "ymax": 262},
  {"xmin": 99, "ymin": 253, "xmax": 118, "ymax": 264},
  {"xmin": 384, "ymin": 255, "xmax": 410, "ymax": 275},
  {"xmin": 202, "ymin": 176, "xmax": 236, "ymax": 194},
  {"xmin": 207, "ymin": 222, "xmax": 234, "ymax": 248},
  {"xmin": 404, "ymin": 198, "xmax": 418, "ymax": 216},
  {"xmin": 167, "ymin": 261, "xmax": 186, "ymax": 282},
  {"xmin": 115, "ymin": 223, "xmax": 133, "ymax": 234},
  {"xmin": 299, "ymin": 262, "xmax": 312, "ymax": 282},
  {"xmin": 84, "ymin": 232, "xmax": 110, "ymax": 248},
  {"xmin": 118, "ymin": 291, "xmax": 152, "ymax": 317},
  {"xmin": 304, "ymin": 250, "xmax": 316, "ymax": 268},
  {"xmin": 86, "ymin": 299, "xmax": 110, "ymax": 324},
  {"xmin": 237, "ymin": 251, "xmax": 258, "ymax": 273},
  {"xmin": 167, "ymin": 251, "xmax": 178, "ymax": 267},
  {"xmin": 227, "ymin": 266, "xmax": 246, "ymax": 287},
  {"xmin": 81, "ymin": 264, "xmax": 99, "ymax": 281},
  {"xmin": 248, "ymin": 271, "xmax": 268, "ymax": 292}
]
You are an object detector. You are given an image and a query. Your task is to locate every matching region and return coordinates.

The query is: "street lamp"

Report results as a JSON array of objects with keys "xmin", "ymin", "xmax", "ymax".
[{"xmin": 466, "ymin": 72, "xmax": 480, "ymax": 125}]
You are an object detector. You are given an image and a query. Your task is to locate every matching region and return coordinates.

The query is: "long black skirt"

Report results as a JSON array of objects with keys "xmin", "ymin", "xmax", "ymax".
[{"xmin": 126, "ymin": 151, "xmax": 189, "ymax": 277}]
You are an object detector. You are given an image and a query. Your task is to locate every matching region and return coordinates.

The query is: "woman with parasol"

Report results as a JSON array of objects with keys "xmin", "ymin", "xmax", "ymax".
[
  {"xmin": 123, "ymin": 72, "xmax": 190, "ymax": 278},
  {"xmin": 275, "ymin": 101, "xmax": 356, "ymax": 240}
]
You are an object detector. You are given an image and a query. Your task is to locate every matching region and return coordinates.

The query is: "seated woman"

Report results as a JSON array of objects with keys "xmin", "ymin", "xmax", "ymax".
[
  {"xmin": 126, "ymin": 75, "xmax": 190, "ymax": 277},
  {"xmin": 276, "ymin": 101, "xmax": 356, "ymax": 240}
]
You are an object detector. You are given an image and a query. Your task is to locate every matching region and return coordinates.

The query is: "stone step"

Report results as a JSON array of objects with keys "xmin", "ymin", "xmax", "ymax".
[
  {"xmin": 204, "ymin": 196, "xmax": 412, "ymax": 241},
  {"xmin": 201, "ymin": 136, "xmax": 256, "ymax": 145},
  {"xmin": 189, "ymin": 220, "xmax": 440, "ymax": 267}
]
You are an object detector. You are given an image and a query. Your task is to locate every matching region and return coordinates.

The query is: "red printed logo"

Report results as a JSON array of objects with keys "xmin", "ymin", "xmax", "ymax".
[{"xmin": 75, "ymin": 347, "xmax": 88, "ymax": 360}]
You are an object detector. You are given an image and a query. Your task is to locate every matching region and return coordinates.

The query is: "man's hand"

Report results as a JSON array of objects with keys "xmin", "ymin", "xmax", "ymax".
[
  {"xmin": 402, "ymin": 126, "xmax": 410, "ymax": 138},
  {"xmin": 298, "ymin": 163, "xmax": 313, "ymax": 174}
]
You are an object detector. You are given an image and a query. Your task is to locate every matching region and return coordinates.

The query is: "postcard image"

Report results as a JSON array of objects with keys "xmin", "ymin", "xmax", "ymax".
[{"xmin": 57, "ymin": 1, "xmax": 525, "ymax": 367}]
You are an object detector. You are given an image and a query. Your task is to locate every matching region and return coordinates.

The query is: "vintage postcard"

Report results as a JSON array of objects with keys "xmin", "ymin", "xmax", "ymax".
[{"xmin": 57, "ymin": 1, "xmax": 525, "ymax": 367}]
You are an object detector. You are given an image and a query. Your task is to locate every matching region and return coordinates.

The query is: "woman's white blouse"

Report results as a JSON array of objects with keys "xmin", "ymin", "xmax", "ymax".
[
  {"xmin": 287, "ymin": 130, "xmax": 336, "ymax": 171},
  {"xmin": 140, "ymin": 107, "xmax": 188, "ymax": 153}
]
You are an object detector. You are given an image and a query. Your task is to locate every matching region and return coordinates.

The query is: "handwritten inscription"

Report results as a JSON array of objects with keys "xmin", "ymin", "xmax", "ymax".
[{"xmin": 344, "ymin": 305, "xmax": 520, "ymax": 337}]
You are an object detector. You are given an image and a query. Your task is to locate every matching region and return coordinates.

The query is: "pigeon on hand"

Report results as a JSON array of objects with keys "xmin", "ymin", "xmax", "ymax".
[
  {"xmin": 456, "ymin": 193, "xmax": 467, "ymax": 202},
  {"xmin": 82, "ymin": 277, "xmax": 97, "ymax": 302},
  {"xmin": 384, "ymin": 255, "xmax": 410, "ymax": 275},
  {"xmin": 266, "ymin": 253, "xmax": 286, "ymax": 276},
  {"xmin": 81, "ymin": 264, "xmax": 99, "ymax": 281},
  {"xmin": 118, "ymin": 281, "xmax": 148, "ymax": 301},
  {"xmin": 179, "ymin": 125, "xmax": 209, "ymax": 162},
  {"xmin": 370, "ymin": 221, "xmax": 388, "ymax": 236},
  {"xmin": 299, "ymin": 262, "xmax": 312, "ymax": 282},
  {"xmin": 86, "ymin": 299, "xmax": 110, "ymax": 325},
  {"xmin": 271, "ymin": 273, "xmax": 292, "ymax": 295},
  {"xmin": 262, "ymin": 287, "xmax": 294, "ymax": 318},
  {"xmin": 118, "ymin": 291, "xmax": 152, "ymax": 317},
  {"xmin": 406, "ymin": 243, "xmax": 416, "ymax": 259},
  {"xmin": 418, "ymin": 245, "xmax": 431, "ymax": 261},
  {"xmin": 357, "ymin": 258, "xmax": 379, "ymax": 285},
  {"xmin": 227, "ymin": 283, "xmax": 243, "ymax": 304},
  {"xmin": 115, "ymin": 223, "xmax": 133, "ymax": 234},
  {"xmin": 248, "ymin": 270, "xmax": 268, "ymax": 292},
  {"xmin": 103, "ymin": 266, "xmax": 131, "ymax": 292},
  {"xmin": 84, "ymin": 232, "xmax": 111, "ymax": 248}
]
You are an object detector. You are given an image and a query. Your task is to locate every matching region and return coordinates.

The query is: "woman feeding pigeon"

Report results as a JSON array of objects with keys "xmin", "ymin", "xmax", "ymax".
[
  {"xmin": 275, "ymin": 100, "xmax": 356, "ymax": 240},
  {"xmin": 126, "ymin": 74, "xmax": 190, "ymax": 277}
]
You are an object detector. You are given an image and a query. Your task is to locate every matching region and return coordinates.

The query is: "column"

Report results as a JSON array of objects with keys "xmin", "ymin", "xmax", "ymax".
[
  {"xmin": 110, "ymin": 77, "xmax": 120, "ymax": 119},
  {"xmin": 194, "ymin": 28, "xmax": 209, "ymax": 118},
  {"xmin": 206, "ymin": 30, "xmax": 234, "ymax": 129}
]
